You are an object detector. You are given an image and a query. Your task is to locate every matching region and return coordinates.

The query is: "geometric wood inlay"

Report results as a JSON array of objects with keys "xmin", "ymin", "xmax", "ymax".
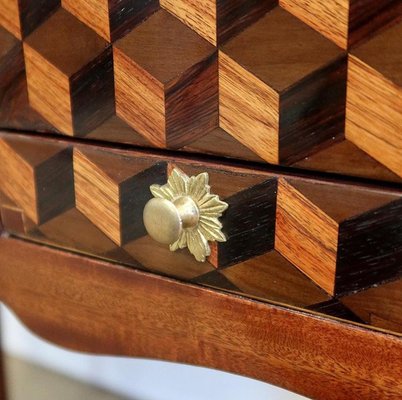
[
  {"xmin": 220, "ymin": 7, "xmax": 346, "ymax": 165},
  {"xmin": 280, "ymin": 0, "xmax": 402, "ymax": 49},
  {"xmin": 114, "ymin": 9, "xmax": 218, "ymax": 148},
  {"xmin": 346, "ymin": 20, "xmax": 402, "ymax": 178},
  {"xmin": 74, "ymin": 148, "xmax": 167, "ymax": 246},
  {"xmin": 24, "ymin": 9, "xmax": 114, "ymax": 135},
  {"xmin": 160, "ymin": 0, "xmax": 277, "ymax": 45},
  {"xmin": 61, "ymin": 0, "xmax": 159, "ymax": 42},
  {"xmin": 275, "ymin": 178, "xmax": 402, "ymax": 295},
  {"xmin": 0, "ymin": 137, "xmax": 74, "ymax": 224}
]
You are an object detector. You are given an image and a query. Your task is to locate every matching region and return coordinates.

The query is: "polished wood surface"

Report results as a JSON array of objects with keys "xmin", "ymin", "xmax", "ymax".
[
  {"xmin": 0, "ymin": 237, "xmax": 401, "ymax": 400},
  {"xmin": 280, "ymin": 0, "xmax": 402, "ymax": 49},
  {"xmin": 219, "ymin": 7, "xmax": 345, "ymax": 165},
  {"xmin": 0, "ymin": 0, "xmax": 59, "ymax": 39},
  {"xmin": 114, "ymin": 9, "xmax": 217, "ymax": 148},
  {"xmin": 160, "ymin": 0, "xmax": 276, "ymax": 45},
  {"xmin": 23, "ymin": 8, "xmax": 114, "ymax": 136},
  {"xmin": 0, "ymin": 1, "xmax": 401, "ymax": 181},
  {"xmin": 346, "ymin": 20, "xmax": 402, "ymax": 178},
  {"xmin": 0, "ymin": 132, "xmax": 400, "ymax": 325},
  {"xmin": 61, "ymin": 0, "xmax": 158, "ymax": 42}
]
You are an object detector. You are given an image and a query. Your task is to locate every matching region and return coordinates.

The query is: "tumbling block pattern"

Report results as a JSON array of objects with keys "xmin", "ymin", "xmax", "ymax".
[
  {"xmin": 74, "ymin": 149, "xmax": 167, "ymax": 246},
  {"xmin": 280, "ymin": 0, "xmax": 402, "ymax": 49},
  {"xmin": 0, "ymin": 137, "xmax": 74, "ymax": 224},
  {"xmin": 0, "ymin": 0, "xmax": 402, "ymax": 182},
  {"xmin": 0, "ymin": 0, "xmax": 401, "ymax": 183},
  {"xmin": 23, "ymin": 8, "xmax": 114, "ymax": 136},
  {"xmin": 197, "ymin": 250, "xmax": 331, "ymax": 309},
  {"xmin": 160, "ymin": 0, "xmax": 276, "ymax": 45},
  {"xmin": 0, "ymin": 0, "xmax": 59, "ymax": 39},
  {"xmin": 0, "ymin": 133, "xmax": 401, "ymax": 335},
  {"xmin": 209, "ymin": 178, "xmax": 278, "ymax": 268},
  {"xmin": 114, "ymin": 9, "xmax": 218, "ymax": 148},
  {"xmin": 346, "ymin": 20, "xmax": 402, "ymax": 178},
  {"xmin": 340, "ymin": 278, "xmax": 402, "ymax": 333},
  {"xmin": 219, "ymin": 7, "xmax": 346, "ymax": 165},
  {"xmin": 275, "ymin": 178, "xmax": 402, "ymax": 295},
  {"xmin": 61, "ymin": 0, "xmax": 158, "ymax": 41},
  {"xmin": 0, "ymin": 26, "xmax": 24, "ymax": 90}
]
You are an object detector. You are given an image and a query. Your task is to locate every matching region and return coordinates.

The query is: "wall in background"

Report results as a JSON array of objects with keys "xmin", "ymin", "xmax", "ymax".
[{"xmin": 1, "ymin": 304, "xmax": 308, "ymax": 400}]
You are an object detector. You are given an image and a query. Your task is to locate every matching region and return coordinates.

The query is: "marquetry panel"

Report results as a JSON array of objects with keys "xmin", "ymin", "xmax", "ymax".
[
  {"xmin": 0, "ymin": 0, "xmax": 59, "ymax": 39},
  {"xmin": 0, "ymin": 137, "xmax": 74, "ymax": 224},
  {"xmin": 23, "ymin": 8, "xmax": 114, "ymax": 135},
  {"xmin": 160, "ymin": 0, "xmax": 276, "ymax": 45},
  {"xmin": 275, "ymin": 178, "xmax": 402, "ymax": 295},
  {"xmin": 0, "ymin": 133, "xmax": 401, "ymax": 336},
  {"xmin": 346, "ymin": 20, "xmax": 402, "ymax": 178},
  {"xmin": 74, "ymin": 149, "xmax": 166, "ymax": 245},
  {"xmin": 0, "ymin": 1, "xmax": 401, "ymax": 182},
  {"xmin": 280, "ymin": 0, "xmax": 402, "ymax": 49},
  {"xmin": 114, "ymin": 9, "xmax": 218, "ymax": 148},
  {"xmin": 219, "ymin": 7, "xmax": 346, "ymax": 164},
  {"xmin": 62, "ymin": 0, "xmax": 158, "ymax": 42},
  {"xmin": 0, "ymin": 26, "xmax": 23, "ymax": 90},
  {"xmin": 340, "ymin": 279, "xmax": 402, "ymax": 333}
]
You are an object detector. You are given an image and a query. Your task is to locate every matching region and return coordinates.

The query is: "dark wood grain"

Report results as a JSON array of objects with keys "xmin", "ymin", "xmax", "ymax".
[
  {"xmin": 279, "ymin": 56, "xmax": 347, "ymax": 165},
  {"xmin": 219, "ymin": 7, "xmax": 345, "ymax": 164},
  {"xmin": 62, "ymin": 0, "xmax": 159, "ymax": 42},
  {"xmin": 196, "ymin": 250, "xmax": 331, "ymax": 308},
  {"xmin": 0, "ymin": 237, "xmax": 401, "ymax": 400},
  {"xmin": 0, "ymin": 132, "xmax": 401, "ymax": 301},
  {"xmin": 23, "ymin": 8, "xmax": 113, "ymax": 135},
  {"xmin": 308, "ymin": 299, "xmax": 365, "ymax": 323},
  {"xmin": 114, "ymin": 9, "xmax": 218, "ymax": 148},
  {"xmin": 0, "ymin": 0, "xmax": 59, "ymax": 39},
  {"xmin": 210, "ymin": 178, "xmax": 278, "ymax": 268},
  {"xmin": 275, "ymin": 177, "xmax": 401, "ymax": 295},
  {"xmin": 0, "ymin": 27, "xmax": 24, "ymax": 91},
  {"xmin": 340, "ymin": 278, "xmax": 402, "ymax": 334},
  {"xmin": 161, "ymin": 0, "xmax": 276, "ymax": 45},
  {"xmin": 337, "ymin": 199, "xmax": 402, "ymax": 294},
  {"xmin": 280, "ymin": 0, "xmax": 402, "ymax": 49}
]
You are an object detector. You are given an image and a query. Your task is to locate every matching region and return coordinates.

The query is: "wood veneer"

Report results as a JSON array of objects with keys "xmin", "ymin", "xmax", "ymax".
[
  {"xmin": 341, "ymin": 279, "xmax": 402, "ymax": 333},
  {"xmin": 114, "ymin": 9, "xmax": 218, "ymax": 148},
  {"xmin": 0, "ymin": 0, "xmax": 59, "ymax": 39},
  {"xmin": 275, "ymin": 178, "xmax": 402, "ymax": 295},
  {"xmin": 219, "ymin": 7, "xmax": 346, "ymax": 165},
  {"xmin": 160, "ymin": 0, "xmax": 276, "ymax": 45},
  {"xmin": 0, "ymin": 237, "xmax": 401, "ymax": 400},
  {"xmin": 61, "ymin": 0, "xmax": 158, "ymax": 42},
  {"xmin": 0, "ymin": 132, "xmax": 400, "ymax": 303},
  {"xmin": 0, "ymin": 0, "xmax": 401, "ymax": 182},
  {"xmin": 280, "ymin": 0, "xmax": 402, "ymax": 49},
  {"xmin": 23, "ymin": 8, "xmax": 114, "ymax": 135},
  {"xmin": 346, "ymin": 20, "xmax": 402, "ymax": 178}
]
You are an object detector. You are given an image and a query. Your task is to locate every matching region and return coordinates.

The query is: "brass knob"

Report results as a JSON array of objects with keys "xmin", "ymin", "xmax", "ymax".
[{"xmin": 143, "ymin": 168, "xmax": 228, "ymax": 262}]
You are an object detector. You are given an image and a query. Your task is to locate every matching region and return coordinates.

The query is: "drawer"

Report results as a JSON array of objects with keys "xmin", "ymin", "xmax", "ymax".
[
  {"xmin": 0, "ymin": 1, "xmax": 402, "ymax": 183},
  {"xmin": 0, "ymin": 132, "xmax": 401, "ymax": 336}
]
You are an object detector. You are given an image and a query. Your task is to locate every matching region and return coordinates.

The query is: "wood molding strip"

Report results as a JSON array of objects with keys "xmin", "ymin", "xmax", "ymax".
[{"xmin": 0, "ymin": 237, "xmax": 401, "ymax": 399}]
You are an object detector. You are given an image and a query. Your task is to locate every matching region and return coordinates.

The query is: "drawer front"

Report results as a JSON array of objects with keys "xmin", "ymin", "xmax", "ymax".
[
  {"xmin": 0, "ymin": 1, "xmax": 402, "ymax": 182},
  {"xmin": 0, "ymin": 132, "xmax": 401, "ymax": 336}
]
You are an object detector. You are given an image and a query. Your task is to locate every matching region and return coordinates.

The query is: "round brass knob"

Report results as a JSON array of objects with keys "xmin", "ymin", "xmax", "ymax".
[
  {"xmin": 143, "ymin": 196, "xmax": 199, "ymax": 245},
  {"xmin": 143, "ymin": 167, "xmax": 228, "ymax": 262}
]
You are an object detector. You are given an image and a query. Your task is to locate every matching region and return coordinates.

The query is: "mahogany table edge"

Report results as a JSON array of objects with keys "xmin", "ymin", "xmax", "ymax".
[{"xmin": 0, "ymin": 236, "xmax": 401, "ymax": 399}]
